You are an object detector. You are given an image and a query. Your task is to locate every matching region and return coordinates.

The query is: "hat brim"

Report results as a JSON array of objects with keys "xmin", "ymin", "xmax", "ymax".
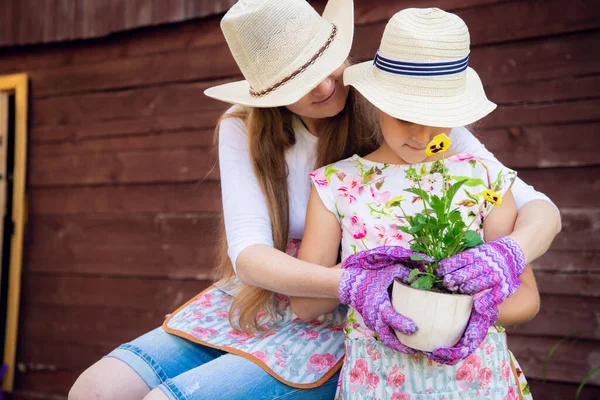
[
  {"xmin": 344, "ymin": 62, "xmax": 497, "ymax": 127},
  {"xmin": 204, "ymin": 0, "xmax": 354, "ymax": 108}
]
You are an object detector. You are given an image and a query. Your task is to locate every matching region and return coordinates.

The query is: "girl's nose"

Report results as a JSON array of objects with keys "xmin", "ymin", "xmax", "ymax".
[{"xmin": 411, "ymin": 128, "xmax": 431, "ymax": 144}]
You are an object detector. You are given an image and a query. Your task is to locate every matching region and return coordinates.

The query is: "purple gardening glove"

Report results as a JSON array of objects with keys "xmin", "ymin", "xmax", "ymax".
[
  {"xmin": 438, "ymin": 236, "xmax": 526, "ymax": 317},
  {"xmin": 424, "ymin": 297, "xmax": 496, "ymax": 365},
  {"xmin": 424, "ymin": 236, "xmax": 527, "ymax": 365},
  {"xmin": 339, "ymin": 246, "xmax": 433, "ymax": 354}
]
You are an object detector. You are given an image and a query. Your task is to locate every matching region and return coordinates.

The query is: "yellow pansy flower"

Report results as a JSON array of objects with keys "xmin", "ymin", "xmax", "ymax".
[
  {"xmin": 480, "ymin": 189, "xmax": 502, "ymax": 205},
  {"xmin": 425, "ymin": 133, "xmax": 452, "ymax": 156}
]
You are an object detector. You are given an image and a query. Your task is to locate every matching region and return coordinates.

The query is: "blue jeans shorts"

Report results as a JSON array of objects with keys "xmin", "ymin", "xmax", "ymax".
[{"xmin": 107, "ymin": 327, "xmax": 339, "ymax": 400}]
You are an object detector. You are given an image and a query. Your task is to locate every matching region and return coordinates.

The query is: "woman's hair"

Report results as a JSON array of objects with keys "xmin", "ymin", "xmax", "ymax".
[{"xmin": 213, "ymin": 87, "xmax": 378, "ymax": 334}]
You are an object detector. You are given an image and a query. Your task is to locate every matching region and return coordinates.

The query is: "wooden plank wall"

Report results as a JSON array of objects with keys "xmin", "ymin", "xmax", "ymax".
[
  {"xmin": 0, "ymin": 0, "xmax": 598, "ymax": 398},
  {"xmin": 0, "ymin": 0, "xmax": 238, "ymax": 47}
]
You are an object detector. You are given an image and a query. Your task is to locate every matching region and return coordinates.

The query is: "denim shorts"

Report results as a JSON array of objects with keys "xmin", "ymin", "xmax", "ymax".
[{"xmin": 107, "ymin": 327, "xmax": 339, "ymax": 400}]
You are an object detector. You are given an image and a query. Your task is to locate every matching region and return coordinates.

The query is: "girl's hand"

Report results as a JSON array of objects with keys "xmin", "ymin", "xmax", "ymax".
[
  {"xmin": 436, "ymin": 236, "xmax": 526, "ymax": 319},
  {"xmin": 338, "ymin": 246, "xmax": 432, "ymax": 354},
  {"xmin": 425, "ymin": 236, "xmax": 526, "ymax": 365},
  {"xmin": 424, "ymin": 298, "xmax": 495, "ymax": 365}
]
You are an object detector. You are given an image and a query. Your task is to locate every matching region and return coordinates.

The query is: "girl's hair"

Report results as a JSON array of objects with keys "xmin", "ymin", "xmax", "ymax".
[{"xmin": 213, "ymin": 87, "xmax": 378, "ymax": 334}]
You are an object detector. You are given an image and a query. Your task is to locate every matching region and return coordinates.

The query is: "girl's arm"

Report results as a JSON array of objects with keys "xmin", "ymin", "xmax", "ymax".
[
  {"xmin": 290, "ymin": 186, "xmax": 343, "ymax": 320},
  {"xmin": 451, "ymin": 127, "xmax": 561, "ymax": 263},
  {"xmin": 483, "ymin": 190, "xmax": 541, "ymax": 325},
  {"xmin": 220, "ymin": 114, "xmax": 342, "ymax": 298}
]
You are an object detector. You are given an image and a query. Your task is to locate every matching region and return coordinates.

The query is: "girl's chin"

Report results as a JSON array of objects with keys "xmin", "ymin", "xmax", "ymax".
[{"xmin": 402, "ymin": 155, "xmax": 428, "ymax": 164}]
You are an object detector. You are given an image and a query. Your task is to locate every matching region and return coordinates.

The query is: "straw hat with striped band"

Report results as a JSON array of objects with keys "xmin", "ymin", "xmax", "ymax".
[
  {"xmin": 344, "ymin": 8, "xmax": 496, "ymax": 128},
  {"xmin": 204, "ymin": 0, "xmax": 354, "ymax": 107}
]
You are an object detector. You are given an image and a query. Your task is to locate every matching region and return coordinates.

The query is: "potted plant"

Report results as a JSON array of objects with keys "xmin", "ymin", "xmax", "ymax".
[{"xmin": 391, "ymin": 133, "xmax": 502, "ymax": 352}]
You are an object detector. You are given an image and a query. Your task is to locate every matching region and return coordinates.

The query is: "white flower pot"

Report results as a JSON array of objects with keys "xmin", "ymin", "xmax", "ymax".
[{"xmin": 391, "ymin": 279, "xmax": 473, "ymax": 352}]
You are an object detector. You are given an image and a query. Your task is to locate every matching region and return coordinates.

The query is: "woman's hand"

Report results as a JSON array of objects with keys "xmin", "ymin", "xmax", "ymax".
[{"xmin": 338, "ymin": 246, "xmax": 432, "ymax": 354}]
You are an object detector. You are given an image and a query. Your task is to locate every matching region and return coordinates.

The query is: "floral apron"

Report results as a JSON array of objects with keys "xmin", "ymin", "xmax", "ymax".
[
  {"xmin": 163, "ymin": 240, "xmax": 347, "ymax": 388},
  {"xmin": 334, "ymin": 327, "xmax": 532, "ymax": 400}
]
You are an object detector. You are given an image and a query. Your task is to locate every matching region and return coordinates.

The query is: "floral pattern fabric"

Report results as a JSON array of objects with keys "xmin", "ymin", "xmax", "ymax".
[
  {"xmin": 164, "ymin": 240, "xmax": 348, "ymax": 387},
  {"xmin": 310, "ymin": 153, "xmax": 529, "ymax": 399},
  {"xmin": 335, "ymin": 329, "xmax": 531, "ymax": 399}
]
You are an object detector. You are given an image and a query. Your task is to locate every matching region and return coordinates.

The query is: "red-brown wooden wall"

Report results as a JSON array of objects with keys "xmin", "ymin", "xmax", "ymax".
[{"xmin": 0, "ymin": 0, "xmax": 598, "ymax": 398}]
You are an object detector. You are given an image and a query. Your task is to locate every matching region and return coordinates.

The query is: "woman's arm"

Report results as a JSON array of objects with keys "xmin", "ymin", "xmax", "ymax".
[
  {"xmin": 219, "ymin": 114, "xmax": 342, "ymax": 298},
  {"xmin": 483, "ymin": 190, "xmax": 540, "ymax": 325},
  {"xmin": 451, "ymin": 127, "xmax": 561, "ymax": 263},
  {"xmin": 290, "ymin": 186, "xmax": 343, "ymax": 320},
  {"xmin": 236, "ymin": 246, "xmax": 342, "ymax": 298},
  {"xmin": 508, "ymin": 200, "xmax": 561, "ymax": 265}
]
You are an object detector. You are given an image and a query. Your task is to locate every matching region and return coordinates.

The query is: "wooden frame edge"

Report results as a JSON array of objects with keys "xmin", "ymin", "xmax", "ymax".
[{"xmin": 0, "ymin": 73, "xmax": 28, "ymax": 392}]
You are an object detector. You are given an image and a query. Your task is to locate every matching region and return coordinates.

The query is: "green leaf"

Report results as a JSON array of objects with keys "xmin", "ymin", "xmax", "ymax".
[
  {"xmin": 363, "ymin": 167, "xmax": 375, "ymax": 184},
  {"xmin": 521, "ymin": 383, "xmax": 531, "ymax": 396},
  {"xmin": 408, "ymin": 226, "xmax": 421, "ymax": 234},
  {"xmin": 493, "ymin": 169, "xmax": 504, "ymax": 192},
  {"xmin": 443, "ymin": 233, "xmax": 456, "ymax": 246},
  {"xmin": 410, "ymin": 244, "xmax": 427, "ymax": 253},
  {"xmin": 576, "ymin": 365, "xmax": 600, "ymax": 400},
  {"xmin": 463, "ymin": 230, "xmax": 484, "ymax": 247},
  {"xmin": 407, "ymin": 268, "xmax": 421, "ymax": 282},
  {"xmin": 444, "ymin": 180, "xmax": 467, "ymax": 206},
  {"xmin": 411, "ymin": 275, "xmax": 434, "ymax": 291},
  {"xmin": 404, "ymin": 187, "xmax": 430, "ymax": 202},
  {"xmin": 416, "ymin": 213, "xmax": 426, "ymax": 224},
  {"xmin": 334, "ymin": 202, "xmax": 344, "ymax": 220},
  {"xmin": 415, "ymin": 236, "xmax": 429, "ymax": 246},
  {"xmin": 448, "ymin": 209, "xmax": 462, "ymax": 223},
  {"xmin": 430, "ymin": 160, "xmax": 445, "ymax": 174},
  {"xmin": 450, "ymin": 176, "xmax": 487, "ymax": 188},
  {"xmin": 410, "ymin": 253, "xmax": 425, "ymax": 261},
  {"xmin": 453, "ymin": 220, "xmax": 466, "ymax": 231},
  {"xmin": 405, "ymin": 166, "xmax": 419, "ymax": 181},
  {"xmin": 463, "ymin": 188, "xmax": 480, "ymax": 204},
  {"xmin": 324, "ymin": 164, "xmax": 339, "ymax": 179},
  {"xmin": 386, "ymin": 196, "xmax": 405, "ymax": 208},
  {"xmin": 398, "ymin": 226, "xmax": 411, "ymax": 234},
  {"xmin": 429, "ymin": 194, "xmax": 445, "ymax": 216}
]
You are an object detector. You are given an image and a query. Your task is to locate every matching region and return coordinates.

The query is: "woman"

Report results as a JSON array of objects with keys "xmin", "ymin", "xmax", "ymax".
[{"xmin": 69, "ymin": 1, "xmax": 561, "ymax": 399}]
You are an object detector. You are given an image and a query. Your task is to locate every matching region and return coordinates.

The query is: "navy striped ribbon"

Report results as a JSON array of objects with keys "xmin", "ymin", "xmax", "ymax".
[{"xmin": 374, "ymin": 51, "xmax": 469, "ymax": 77}]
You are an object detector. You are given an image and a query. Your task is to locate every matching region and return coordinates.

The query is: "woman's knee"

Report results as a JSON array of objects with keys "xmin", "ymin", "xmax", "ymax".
[
  {"xmin": 143, "ymin": 388, "xmax": 170, "ymax": 400},
  {"xmin": 69, "ymin": 358, "xmax": 150, "ymax": 400}
]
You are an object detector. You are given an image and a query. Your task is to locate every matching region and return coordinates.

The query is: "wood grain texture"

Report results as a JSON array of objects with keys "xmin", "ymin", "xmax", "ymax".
[
  {"xmin": 0, "ymin": 0, "xmax": 234, "ymax": 47},
  {"xmin": 509, "ymin": 335, "xmax": 600, "ymax": 386},
  {"xmin": 1, "ymin": 0, "xmax": 598, "ymax": 396}
]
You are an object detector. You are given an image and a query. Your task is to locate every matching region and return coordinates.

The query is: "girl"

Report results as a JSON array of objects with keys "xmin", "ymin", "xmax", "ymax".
[
  {"xmin": 292, "ymin": 8, "xmax": 539, "ymax": 399},
  {"xmin": 71, "ymin": 2, "xmax": 557, "ymax": 400}
]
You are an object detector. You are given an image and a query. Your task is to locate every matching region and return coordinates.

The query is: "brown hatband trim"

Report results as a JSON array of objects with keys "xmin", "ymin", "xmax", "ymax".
[{"xmin": 249, "ymin": 23, "xmax": 338, "ymax": 98}]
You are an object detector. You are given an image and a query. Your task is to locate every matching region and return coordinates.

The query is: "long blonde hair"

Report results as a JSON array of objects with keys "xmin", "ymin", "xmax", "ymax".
[{"xmin": 213, "ymin": 88, "xmax": 378, "ymax": 333}]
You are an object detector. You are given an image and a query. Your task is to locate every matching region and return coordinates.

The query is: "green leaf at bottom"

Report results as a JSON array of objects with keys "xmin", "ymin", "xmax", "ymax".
[{"xmin": 411, "ymin": 275, "xmax": 434, "ymax": 291}]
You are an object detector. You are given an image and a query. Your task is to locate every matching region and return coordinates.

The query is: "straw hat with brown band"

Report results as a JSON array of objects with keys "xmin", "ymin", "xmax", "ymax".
[{"xmin": 205, "ymin": 0, "xmax": 354, "ymax": 108}]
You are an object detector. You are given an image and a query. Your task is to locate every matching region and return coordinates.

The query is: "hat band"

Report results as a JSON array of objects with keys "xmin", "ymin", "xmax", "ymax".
[
  {"xmin": 249, "ymin": 24, "xmax": 338, "ymax": 98},
  {"xmin": 374, "ymin": 51, "xmax": 469, "ymax": 77}
]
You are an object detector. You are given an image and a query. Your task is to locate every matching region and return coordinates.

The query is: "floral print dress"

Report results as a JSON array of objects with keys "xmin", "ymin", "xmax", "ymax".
[{"xmin": 310, "ymin": 153, "xmax": 532, "ymax": 399}]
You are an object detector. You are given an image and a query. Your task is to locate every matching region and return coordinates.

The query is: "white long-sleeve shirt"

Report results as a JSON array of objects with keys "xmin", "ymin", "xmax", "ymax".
[{"xmin": 219, "ymin": 110, "xmax": 554, "ymax": 272}]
